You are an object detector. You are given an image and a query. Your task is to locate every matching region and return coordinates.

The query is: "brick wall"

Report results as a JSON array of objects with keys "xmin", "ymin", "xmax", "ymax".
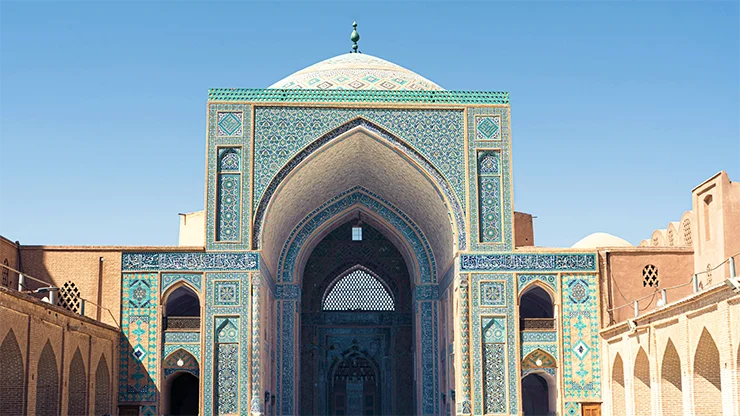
[{"xmin": 0, "ymin": 287, "xmax": 119, "ymax": 415}]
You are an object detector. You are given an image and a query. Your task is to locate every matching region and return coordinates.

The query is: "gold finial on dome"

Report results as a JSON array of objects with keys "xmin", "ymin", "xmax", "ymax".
[{"xmin": 350, "ymin": 21, "xmax": 361, "ymax": 53}]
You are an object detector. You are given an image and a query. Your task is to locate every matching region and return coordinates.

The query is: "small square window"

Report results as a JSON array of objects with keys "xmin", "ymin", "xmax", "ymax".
[{"xmin": 352, "ymin": 227, "xmax": 362, "ymax": 241}]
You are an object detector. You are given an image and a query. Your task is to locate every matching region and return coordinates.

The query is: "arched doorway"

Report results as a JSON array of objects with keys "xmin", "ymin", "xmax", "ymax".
[
  {"xmin": 299, "ymin": 221, "xmax": 413, "ymax": 416},
  {"xmin": 168, "ymin": 372, "xmax": 199, "ymax": 415},
  {"xmin": 519, "ymin": 285, "xmax": 555, "ymax": 330},
  {"xmin": 521, "ymin": 373, "xmax": 551, "ymax": 416},
  {"xmin": 329, "ymin": 348, "xmax": 380, "ymax": 416}
]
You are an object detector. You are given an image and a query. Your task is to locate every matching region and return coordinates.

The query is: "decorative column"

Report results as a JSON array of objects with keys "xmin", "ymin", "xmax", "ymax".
[
  {"xmin": 275, "ymin": 284, "xmax": 300, "ymax": 416},
  {"xmin": 458, "ymin": 275, "xmax": 472, "ymax": 415},
  {"xmin": 250, "ymin": 275, "xmax": 262, "ymax": 415}
]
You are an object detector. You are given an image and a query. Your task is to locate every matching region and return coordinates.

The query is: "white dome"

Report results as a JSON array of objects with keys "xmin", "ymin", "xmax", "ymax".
[
  {"xmin": 571, "ymin": 232, "xmax": 633, "ymax": 249},
  {"xmin": 269, "ymin": 53, "xmax": 444, "ymax": 91}
]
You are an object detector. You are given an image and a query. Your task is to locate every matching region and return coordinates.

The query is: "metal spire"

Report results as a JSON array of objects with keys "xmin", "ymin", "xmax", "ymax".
[{"xmin": 350, "ymin": 21, "xmax": 360, "ymax": 53}]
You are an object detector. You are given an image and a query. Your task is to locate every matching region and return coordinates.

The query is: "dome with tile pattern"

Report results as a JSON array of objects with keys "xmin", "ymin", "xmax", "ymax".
[{"xmin": 269, "ymin": 53, "xmax": 444, "ymax": 91}]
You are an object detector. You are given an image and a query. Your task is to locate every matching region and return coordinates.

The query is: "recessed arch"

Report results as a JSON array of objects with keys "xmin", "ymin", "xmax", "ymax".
[
  {"xmin": 328, "ymin": 347, "xmax": 381, "ymax": 416},
  {"xmin": 612, "ymin": 353, "xmax": 626, "ymax": 416},
  {"xmin": 633, "ymin": 347, "xmax": 651, "ymax": 416},
  {"xmin": 279, "ymin": 188, "xmax": 436, "ymax": 286},
  {"xmin": 36, "ymin": 340, "xmax": 59, "ymax": 416},
  {"xmin": 163, "ymin": 349, "xmax": 200, "ymax": 415},
  {"xmin": 521, "ymin": 371, "xmax": 557, "ymax": 416},
  {"xmin": 67, "ymin": 348, "xmax": 87, "ymax": 416},
  {"xmin": 519, "ymin": 284, "xmax": 555, "ymax": 330},
  {"xmin": 660, "ymin": 339, "xmax": 682, "ymax": 416},
  {"xmin": 94, "ymin": 354, "xmax": 111, "ymax": 416},
  {"xmin": 693, "ymin": 328, "xmax": 721, "ymax": 415},
  {"xmin": 257, "ymin": 120, "xmax": 460, "ymax": 281},
  {"xmin": 0, "ymin": 329, "xmax": 24, "ymax": 415}
]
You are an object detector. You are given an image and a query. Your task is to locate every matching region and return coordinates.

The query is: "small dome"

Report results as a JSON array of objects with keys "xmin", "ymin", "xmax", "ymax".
[
  {"xmin": 571, "ymin": 232, "xmax": 633, "ymax": 249},
  {"xmin": 269, "ymin": 53, "xmax": 444, "ymax": 91}
]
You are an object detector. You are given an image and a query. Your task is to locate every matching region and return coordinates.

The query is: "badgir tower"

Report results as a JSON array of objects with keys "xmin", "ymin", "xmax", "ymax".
[{"xmin": 1, "ymin": 23, "xmax": 739, "ymax": 416}]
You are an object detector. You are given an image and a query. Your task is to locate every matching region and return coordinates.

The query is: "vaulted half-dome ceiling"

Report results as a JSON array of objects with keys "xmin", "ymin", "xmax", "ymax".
[{"xmin": 269, "ymin": 53, "xmax": 444, "ymax": 91}]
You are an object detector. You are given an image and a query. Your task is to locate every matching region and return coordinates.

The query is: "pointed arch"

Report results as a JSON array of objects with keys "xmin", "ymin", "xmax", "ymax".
[
  {"xmin": 521, "ymin": 348, "xmax": 557, "ymax": 370},
  {"xmin": 163, "ymin": 348, "xmax": 199, "ymax": 377},
  {"xmin": 36, "ymin": 340, "xmax": 59, "ymax": 416},
  {"xmin": 93, "ymin": 354, "xmax": 111, "ymax": 416},
  {"xmin": 633, "ymin": 347, "xmax": 652, "ymax": 416},
  {"xmin": 660, "ymin": 339, "xmax": 682, "ymax": 416},
  {"xmin": 0, "ymin": 329, "xmax": 25, "ymax": 415},
  {"xmin": 164, "ymin": 284, "xmax": 201, "ymax": 330},
  {"xmin": 612, "ymin": 354, "xmax": 626, "ymax": 416},
  {"xmin": 253, "ymin": 117, "xmax": 465, "ymax": 251},
  {"xmin": 279, "ymin": 188, "xmax": 436, "ymax": 285},
  {"xmin": 67, "ymin": 348, "xmax": 87, "ymax": 416},
  {"xmin": 322, "ymin": 264, "xmax": 395, "ymax": 311},
  {"xmin": 693, "ymin": 328, "xmax": 721, "ymax": 415}
]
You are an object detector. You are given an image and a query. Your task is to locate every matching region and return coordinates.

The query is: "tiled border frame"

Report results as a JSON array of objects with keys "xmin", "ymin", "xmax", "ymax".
[
  {"xmin": 252, "ymin": 115, "xmax": 467, "ymax": 251},
  {"xmin": 203, "ymin": 272, "xmax": 252, "ymax": 415},
  {"xmin": 206, "ymin": 103, "xmax": 252, "ymax": 251},
  {"xmin": 470, "ymin": 273, "xmax": 518, "ymax": 415},
  {"xmin": 467, "ymin": 107, "xmax": 512, "ymax": 252}
]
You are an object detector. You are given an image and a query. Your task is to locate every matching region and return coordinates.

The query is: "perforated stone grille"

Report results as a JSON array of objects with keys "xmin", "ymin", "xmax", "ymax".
[
  {"xmin": 323, "ymin": 269, "xmax": 394, "ymax": 311},
  {"xmin": 58, "ymin": 281, "xmax": 81, "ymax": 313},
  {"xmin": 642, "ymin": 264, "xmax": 659, "ymax": 287},
  {"xmin": 683, "ymin": 219, "xmax": 692, "ymax": 245}
]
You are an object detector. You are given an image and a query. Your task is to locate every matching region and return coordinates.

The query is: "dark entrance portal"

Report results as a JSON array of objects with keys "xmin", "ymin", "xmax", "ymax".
[
  {"xmin": 169, "ymin": 372, "xmax": 199, "ymax": 415},
  {"xmin": 300, "ymin": 222, "xmax": 414, "ymax": 416},
  {"xmin": 522, "ymin": 373, "xmax": 551, "ymax": 416}
]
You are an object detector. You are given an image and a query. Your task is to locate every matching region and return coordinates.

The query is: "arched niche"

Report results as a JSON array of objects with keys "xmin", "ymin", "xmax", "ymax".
[
  {"xmin": 162, "ymin": 349, "xmax": 200, "ymax": 415},
  {"xmin": 163, "ymin": 284, "xmax": 201, "ymax": 331},
  {"xmin": 521, "ymin": 371, "xmax": 557, "ymax": 416},
  {"xmin": 519, "ymin": 284, "xmax": 555, "ymax": 330},
  {"xmin": 257, "ymin": 120, "xmax": 458, "ymax": 282},
  {"xmin": 693, "ymin": 328, "xmax": 721, "ymax": 415}
]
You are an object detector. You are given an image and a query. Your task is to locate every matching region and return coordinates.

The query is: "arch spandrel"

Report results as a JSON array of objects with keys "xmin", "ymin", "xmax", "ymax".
[{"xmin": 258, "ymin": 123, "xmax": 456, "ymax": 281}]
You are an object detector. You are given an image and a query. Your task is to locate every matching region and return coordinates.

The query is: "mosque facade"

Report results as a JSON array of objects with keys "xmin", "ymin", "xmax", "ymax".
[{"xmin": 1, "ymin": 26, "xmax": 739, "ymax": 416}]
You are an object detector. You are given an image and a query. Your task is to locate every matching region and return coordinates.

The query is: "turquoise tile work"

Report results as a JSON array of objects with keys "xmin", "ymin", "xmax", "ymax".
[{"xmin": 209, "ymin": 88, "xmax": 509, "ymax": 104}]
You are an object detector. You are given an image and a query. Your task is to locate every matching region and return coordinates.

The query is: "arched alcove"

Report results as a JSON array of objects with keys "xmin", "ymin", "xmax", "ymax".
[
  {"xmin": 0, "ymin": 329, "xmax": 24, "ymax": 415},
  {"xmin": 612, "ymin": 354, "xmax": 626, "ymax": 416},
  {"xmin": 164, "ymin": 285, "xmax": 201, "ymax": 330},
  {"xmin": 693, "ymin": 329, "xmax": 721, "ymax": 415},
  {"xmin": 36, "ymin": 340, "xmax": 59, "ymax": 416},
  {"xmin": 519, "ymin": 285, "xmax": 555, "ymax": 330},
  {"xmin": 521, "ymin": 373, "xmax": 556, "ymax": 416},
  {"xmin": 68, "ymin": 348, "xmax": 87, "ymax": 416},
  {"xmin": 633, "ymin": 348, "xmax": 651, "ymax": 416},
  {"xmin": 661, "ymin": 339, "xmax": 682, "ymax": 416},
  {"xmin": 94, "ymin": 354, "xmax": 111, "ymax": 416},
  {"xmin": 167, "ymin": 372, "xmax": 199, "ymax": 415},
  {"xmin": 329, "ymin": 348, "xmax": 381, "ymax": 416}
]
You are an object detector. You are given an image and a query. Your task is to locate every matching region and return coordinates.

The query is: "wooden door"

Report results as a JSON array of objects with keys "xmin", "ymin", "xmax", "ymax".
[{"xmin": 582, "ymin": 403, "xmax": 601, "ymax": 416}]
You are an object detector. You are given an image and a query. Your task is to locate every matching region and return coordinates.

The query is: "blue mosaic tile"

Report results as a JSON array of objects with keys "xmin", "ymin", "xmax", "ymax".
[
  {"xmin": 214, "ymin": 280, "xmax": 240, "ymax": 306},
  {"xmin": 561, "ymin": 274, "xmax": 601, "ymax": 400},
  {"xmin": 217, "ymin": 173, "xmax": 241, "ymax": 242},
  {"xmin": 122, "ymin": 252, "xmax": 258, "ymax": 271},
  {"xmin": 208, "ymin": 88, "xmax": 509, "ymax": 104},
  {"xmin": 461, "ymin": 253, "xmax": 597, "ymax": 272},
  {"xmin": 518, "ymin": 274, "xmax": 558, "ymax": 293},
  {"xmin": 217, "ymin": 112, "xmax": 243, "ymax": 137},
  {"xmin": 161, "ymin": 273, "xmax": 202, "ymax": 294},
  {"xmin": 480, "ymin": 281, "xmax": 506, "ymax": 307}
]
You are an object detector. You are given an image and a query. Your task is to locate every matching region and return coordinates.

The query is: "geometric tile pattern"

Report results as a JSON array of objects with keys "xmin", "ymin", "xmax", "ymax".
[
  {"xmin": 467, "ymin": 107, "xmax": 512, "ymax": 252},
  {"xmin": 458, "ymin": 276, "xmax": 472, "ymax": 414},
  {"xmin": 251, "ymin": 115, "xmax": 467, "ymax": 250},
  {"xmin": 203, "ymin": 272, "xmax": 251, "ymax": 415},
  {"xmin": 476, "ymin": 115, "xmax": 502, "ymax": 141},
  {"xmin": 561, "ymin": 273, "xmax": 601, "ymax": 400},
  {"xmin": 250, "ymin": 277, "xmax": 262, "ymax": 413},
  {"xmin": 161, "ymin": 273, "xmax": 202, "ymax": 294},
  {"xmin": 119, "ymin": 273, "xmax": 158, "ymax": 404},
  {"xmin": 252, "ymin": 107, "xmax": 466, "ymax": 215},
  {"xmin": 481, "ymin": 281, "xmax": 506, "ymax": 307},
  {"xmin": 521, "ymin": 348, "xmax": 557, "ymax": 370},
  {"xmin": 162, "ymin": 348, "xmax": 199, "ymax": 377},
  {"xmin": 214, "ymin": 280, "xmax": 240, "ymax": 307},
  {"xmin": 521, "ymin": 331, "xmax": 557, "ymax": 343},
  {"xmin": 461, "ymin": 253, "xmax": 597, "ymax": 272},
  {"xmin": 482, "ymin": 343, "xmax": 506, "ymax": 414},
  {"xmin": 163, "ymin": 331, "xmax": 200, "ymax": 344},
  {"xmin": 470, "ymin": 274, "xmax": 517, "ymax": 415},
  {"xmin": 122, "ymin": 252, "xmax": 258, "ymax": 271},
  {"xmin": 206, "ymin": 103, "xmax": 251, "ymax": 250},
  {"xmin": 518, "ymin": 274, "xmax": 558, "ymax": 293},
  {"xmin": 209, "ymin": 88, "xmax": 509, "ymax": 104},
  {"xmin": 217, "ymin": 174, "xmax": 241, "ymax": 242},
  {"xmin": 215, "ymin": 343, "xmax": 239, "ymax": 414},
  {"xmin": 216, "ymin": 147, "xmax": 241, "ymax": 242},
  {"xmin": 564, "ymin": 401, "xmax": 581, "ymax": 416},
  {"xmin": 217, "ymin": 112, "xmax": 243, "ymax": 137},
  {"xmin": 163, "ymin": 343, "xmax": 200, "ymax": 361}
]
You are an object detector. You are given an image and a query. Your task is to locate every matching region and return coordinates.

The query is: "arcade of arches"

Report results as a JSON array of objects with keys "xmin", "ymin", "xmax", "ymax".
[{"xmin": 0, "ymin": 36, "xmax": 739, "ymax": 416}]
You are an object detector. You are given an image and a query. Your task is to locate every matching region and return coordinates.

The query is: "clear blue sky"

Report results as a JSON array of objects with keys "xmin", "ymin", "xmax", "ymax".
[{"xmin": 1, "ymin": 2, "xmax": 738, "ymax": 248}]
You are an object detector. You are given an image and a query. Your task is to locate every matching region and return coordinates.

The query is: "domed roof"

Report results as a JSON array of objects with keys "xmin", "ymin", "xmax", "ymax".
[
  {"xmin": 269, "ymin": 53, "xmax": 444, "ymax": 91},
  {"xmin": 571, "ymin": 232, "xmax": 633, "ymax": 249}
]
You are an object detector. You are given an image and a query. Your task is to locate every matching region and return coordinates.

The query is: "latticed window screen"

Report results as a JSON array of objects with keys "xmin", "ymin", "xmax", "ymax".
[
  {"xmin": 323, "ymin": 269, "xmax": 394, "ymax": 311},
  {"xmin": 58, "ymin": 281, "xmax": 81, "ymax": 313}
]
